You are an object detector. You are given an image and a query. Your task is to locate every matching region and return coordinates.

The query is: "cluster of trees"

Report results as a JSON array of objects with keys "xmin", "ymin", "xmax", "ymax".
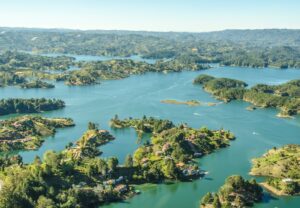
[
  {"xmin": 0, "ymin": 51, "xmax": 75, "ymax": 71},
  {"xmin": 0, "ymin": 115, "xmax": 74, "ymax": 151},
  {"xmin": 67, "ymin": 123, "xmax": 115, "ymax": 159},
  {"xmin": 65, "ymin": 58, "xmax": 209, "ymax": 86},
  {"xmin": 110, "ymin": 115, "xmax": 175, "ymax": 136},
  {"xmin": 0, "ymin": 116, "xmax": 237, "ymax": 207},
  {"xmin": 201, "ymin": 175, "xmax": 263, "ymax": 208},
  {"xmin": 194, "ymin": 74, "xmax": 300, "ymax": 116},
  {"xmin": 1, "ymin": 28, "xmax": 300, "ymax": 69},
  {"xmin": 251, "ymin": 144, "xmax": 300, "ymax": 195},
  {"xmin": 0, "ymin": 98, "xmax": 65, "ymax": 116},
  {"xmin": 20, "ymin": 80, "xmax": 55, "ymax": 89},
  {"xmin": 0, "ymin": 72, "xmax": 27, "ymax": 87},
  {"xmin": 0, "ymin": 132, "xmax": 130, "ymax": 208},
  {"xmin": 110, "ymin": 116, "xmax": 235, "ymax": 182}
]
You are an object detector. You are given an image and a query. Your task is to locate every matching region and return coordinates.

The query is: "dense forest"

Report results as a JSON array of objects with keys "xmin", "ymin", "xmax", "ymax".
[
  {"xmin": 0, "ymin": 98, "xmax": 65, "ymax": 116},
  {"xmin": 194, "ymin": 74, "xmax": 300, "ymax": 117},
  {"xmin": 1, "ymin": 28, "xmax": 300, "ymax": 68}
]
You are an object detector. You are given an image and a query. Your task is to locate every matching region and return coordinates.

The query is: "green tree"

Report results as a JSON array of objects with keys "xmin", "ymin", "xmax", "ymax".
[
  {"xmin": 107, "ymin": 157, "xmax": 119, "ymax": 171},
  {"xmin": 124, "ymin": 154, "xmax": 133, "ymax": 167}
]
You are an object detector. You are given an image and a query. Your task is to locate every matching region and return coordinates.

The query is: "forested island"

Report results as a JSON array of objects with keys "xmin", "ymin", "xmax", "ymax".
[
  {"xmin": 250, "ymin": 144, "xmax": 300, "ymax": 196},
  {"xmin": 193, "ymin": 74, "xmax": 300, "ymax": 117},
  {"xmin": 0, "ymin": 98, "xmax": 65, "ymax": 116},
  {"xmin": 200, "ymin": 175, "xmax": 263, "ymax": 208},
  {"xmin": 0, "ymin": 50, "xmax": 209, "ymax": 87},
  {"xmin": 0, "ymin": 125, "xmax": 135, "ymax": 208},
  {"xmin": 110, "ymin": 116, "xmax": 235, "ymax": 181},
  {"xmin": 0, "ymin": 115, "xmax": 74, "ymax": 151},
  {"xmin": 20, "ymin": 80, "xmax": 55, "ymax": 89},
  {"xmin": 66, "ymin": 59, "xmax": 209, "ymax": 86}
]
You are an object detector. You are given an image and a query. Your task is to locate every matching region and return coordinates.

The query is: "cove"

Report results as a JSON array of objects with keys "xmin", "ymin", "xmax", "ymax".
[{"xmin": 0, "ymin": 66, "xmax": 300, "ymax": 207}]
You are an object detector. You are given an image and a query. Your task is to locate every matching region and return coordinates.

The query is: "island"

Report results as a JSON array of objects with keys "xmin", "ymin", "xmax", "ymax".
[
  {"xmin": 20, "ymin": 80, "xmax": 55, "ymax": 89},
  {"xmin": 0, "ymin": 115, "xmax": 74, "ymax": 151},
  {"xmin": 0, "ymin": 116, "xmax": 236, "ymax": 207},
  {"xmin": 200, "ymin": 175, "xmax": 263, "ymax": 208},
  {"xmin": 65, "ymin": 59, "xmax": 210, "ymax": 86},
  {"xmin": 0, "ymin": 50, "xmax": 210, "ymax": 87},
  {"xmin": 110, "ymin": 116, "xmax": 235, "ymax": 181},
  {"xmin": 193, "ymin": 74, "xmax": 300, "ymax": 117},
  {"xmin": 0, "ymin": 125, "xmax": 135, "ymax": 207},
  {"xmin": 250, "ymin": 144, "xmax": 300, "ymax": 196},
  {"xmin": 0, "ymin": 51, "xmax": 76, "ymax": 88},
  {"xmin": 0, "ymin": 98, "xmax": 65, "ymax": 116},
  {"xmin": 66, "ymin": 122, "xmax": 115, "ymax": 159},
  {"xmin": 161, "ymin": 99, "xmax": 201, "ymax": 106}
]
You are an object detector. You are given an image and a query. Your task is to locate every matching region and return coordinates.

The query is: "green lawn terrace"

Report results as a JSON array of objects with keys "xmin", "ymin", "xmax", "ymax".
[
  {"xmin": 0, "ymin": 115, "xmax": 74, "ymax": 151},
  {"xmin": 250, "ymin": 144, "xmax": 300, "ymax": 195},
  {"xmin": 110, "ymin": 116, "xmax": 235, "ymax": 181}
]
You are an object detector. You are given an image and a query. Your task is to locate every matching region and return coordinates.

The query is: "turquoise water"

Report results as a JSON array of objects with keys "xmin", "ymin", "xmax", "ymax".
[{"xmin": 1, "ymin": 66, "xmax": 300, "ymax": 207}]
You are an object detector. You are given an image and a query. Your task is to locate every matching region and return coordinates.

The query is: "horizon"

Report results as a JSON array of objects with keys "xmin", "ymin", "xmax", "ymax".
[
  {"xmin": 1, "ymin": 26, "xmax": 299, "ymax": 34},
  {"xmin": 0, "ymin": 0, "xmax": 300, "ymax": 32}
]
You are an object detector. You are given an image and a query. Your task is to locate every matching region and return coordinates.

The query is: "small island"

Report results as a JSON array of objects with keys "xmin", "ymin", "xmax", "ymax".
[
  {"xmin": 193, "ymin": 74, "xmax": 300, "ymax": 117},
  {"xmin": 0, "ymin": 98, "xmax": 65, "ymax": 116},
  {"xmin": 110, "ymin": 116, "xmax": 235, "ymax": 181},
  {"xmin": 0, "ymin": 115, "xmax": 74, "ymax": 151},
  {"xmin": 161, "ymin": 99, "xmax": 201, "ymax": 106},
  {"xmin": 200, "ymin": 175, "xmax": 263, "ymax": 208},
  {"xmin": 20, "ymin": 80, "xmax": 55, "ymax": 89},
  {"xmin": 250, "ymin": 144, "xmax": 300, "ymax": 196},
  {"xmin": 66, "ymin": 122, "xmax": 115, "ymax": 159}
]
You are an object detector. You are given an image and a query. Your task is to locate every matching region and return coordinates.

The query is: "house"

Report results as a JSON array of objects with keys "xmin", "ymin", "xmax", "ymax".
[
  {"xmin": 162, "ymin": 143, "xmax": 171, "ymax": 152},
  {"xmin": 194, "ymin": 152, "xmax": 203, "ymax": 158},
  {"xmin": 282, "ymin": 178, "xmax": 293, "ymax": 183},
  {"xmin": 114, "ymin": 184, "xmax": 128, "ymax": 193}
]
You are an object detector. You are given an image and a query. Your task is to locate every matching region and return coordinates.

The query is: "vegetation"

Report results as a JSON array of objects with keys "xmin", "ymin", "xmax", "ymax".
[
  {"xmin": 65, "ymin": 59, "xmax": 209, "ymax": 86},
  {"xmin": 110, "ymin": 115, "xmax": 175, "ymax": 136},
  {"xmin": 110, "ymin": 116, "xmax": 235, "ymax": 181},
  {"xmin": 194, "ymin": 75, "xmax": 300, "ymax": 117},
  {"xmin": 0, "ymin": 126, "xmax": 134, "ymax": 208},
  {"xmin": 250, "ymin": 145, "xmax": 300, "ymax": 195},
  {"xmin": 66, "ymin": 123, "xmax": 115, "ymax": 159},
  {"xmin": 0, "ymin": 115, "xmax": 237, "ymax": 207},
  {"xmin": 161, "ymin": 99, "xmax": 201, "ymax": 106},
  {"xmin": 200, "ymin": 175, "xmax": 263, "ymax": 208},
  {"xmin": 1, "ymin": 28, "xmax": 300, "ymax": 69},
  {"xmin": 0, "ymin": 98, "xmax": 65, "ymax": 116},
  {"xmin": 0, "ymin": 115, "xmax": 74, "ymax": 151},
  {"xmin": 20, "ymin": 80, "xmax": 55, "ymax": 89},
  {"xmin": 0, "ymin": 51, "xmax": 74, "ymax": 71}
]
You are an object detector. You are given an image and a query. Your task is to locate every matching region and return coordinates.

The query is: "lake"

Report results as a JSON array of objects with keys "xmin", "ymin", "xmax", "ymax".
[{"xmin": 1, "ymin": 62, "xmax": 300, "ymax": 207}]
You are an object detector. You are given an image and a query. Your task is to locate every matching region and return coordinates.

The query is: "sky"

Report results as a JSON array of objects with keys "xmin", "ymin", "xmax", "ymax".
[{"xmin": 0, "ymin": 0, "xmax": 299, "ymax": 32}]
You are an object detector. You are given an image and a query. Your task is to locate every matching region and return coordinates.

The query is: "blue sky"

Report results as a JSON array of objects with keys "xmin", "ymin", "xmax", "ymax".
[{"xmin": 0, "ymin": 0, "xmax": 299, "ymax": 32}]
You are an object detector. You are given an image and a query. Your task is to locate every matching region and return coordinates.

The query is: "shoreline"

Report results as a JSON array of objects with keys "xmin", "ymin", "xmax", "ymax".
[{"xmin": 259, "ymin": 182, "xmax": 288, "ymax": 196}]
